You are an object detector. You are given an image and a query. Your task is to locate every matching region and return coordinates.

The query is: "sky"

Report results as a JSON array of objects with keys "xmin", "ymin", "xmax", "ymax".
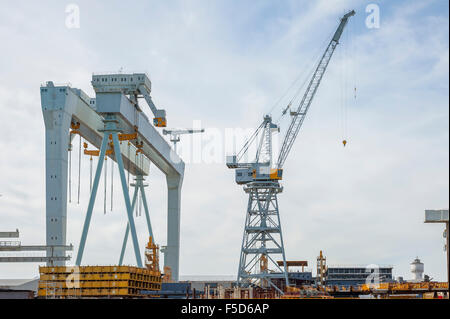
[{"xmin": 0, "ymin": 0, "xmax": 448, "ymax": 282}]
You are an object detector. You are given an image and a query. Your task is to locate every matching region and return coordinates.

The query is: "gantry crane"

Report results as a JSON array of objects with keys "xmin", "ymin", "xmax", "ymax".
[
  {"xmin": 163, "ymin": 128, "xmax": 205, "ymax": 152},
  {"xmin": 226, "ymin": 10, "xmax": 355, "ymax": 293}
]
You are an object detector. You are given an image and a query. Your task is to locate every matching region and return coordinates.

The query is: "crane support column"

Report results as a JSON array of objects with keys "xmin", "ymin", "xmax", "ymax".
[
  {"xmin": 166, "ymin": 174, "xmax": 183, "ymax": 281},
  {"xmin": 237, "ymin": 182, "xmax": 288, "ymax": 294},
  {"xmin": 41, "ymin": 84, "xmax": 76, "ymax": 266}
]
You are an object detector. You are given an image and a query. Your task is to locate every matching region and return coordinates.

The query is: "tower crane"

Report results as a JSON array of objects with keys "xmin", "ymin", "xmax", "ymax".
[
  {"xmin": 163, "ymin": 128, "xmax": 205, "ymax": 152},
  {"xmin": 226, "ymin": 10, "xmax": 355, "ymax": 293}
]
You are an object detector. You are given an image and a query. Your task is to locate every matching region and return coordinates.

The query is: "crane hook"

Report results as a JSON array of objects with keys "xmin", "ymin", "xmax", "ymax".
[{"xmin": 342, "ymin": 139, "xmax": 347, "ymax": 147}]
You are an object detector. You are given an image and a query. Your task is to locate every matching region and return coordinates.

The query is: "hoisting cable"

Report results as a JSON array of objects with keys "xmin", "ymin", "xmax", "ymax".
[
  {"xmin": 104, "ymin": 155, "xmax": 107, "ymax": 215},
  {"xmin": 340, "ymin": 15, "xmax": 353, "ymax": 148},
  {"xmin": 135, "ymin": 145, "xmax": 139, "ymax": 217},
  {"xmin": 68, "ymin": 142, "xmax": 72, "ymax": 203},
  {"xmin": 351, "ymin": 16, "xmax": 357, "ymax": 145},
  {"xmin": 137, "ymin": 153, "xmax": 141, "ymax": 217},
  {"xmin": 345, "ymin": 21, "xmax": 349, "ymax": 145},
  {"xmin": 135, "ymin": 141, "xmax": 144, "ymax": 217},
  {"xmin": 77, "ymin": 135, "xmax": 81, "ymax": 204},
  {"xmin": 232, "ymin": 32, "xmax": 335, "ymax": 163},
  {"xmin": 274, "ymin": 60, "xmax": 318, "ymax": 125},
  {"xmin": 236, "ymin": 122, "xmax": 264, "ymax": 162},
  {"xmin": 90, "ymin": 156, "xmax": 93, "ymax": 192},
  {"xmin": 139, "ymin": 153, "xmax": 145, "ymax": 216},
  {"xmin": 68, "ymin": 122, "xmax": 80, "ymax": 204},
  {"xmin": 133, "ymin": 106, "xmax": 139, "ymax": 217},
  {"xmin": 83, "ymin": 142, "xmax": 93, "ymax": 192},
  {"xmin": 139, "ymin": 157, "xmax": 142, "ymax": 217},
  {"xmin": 268, "ymin": 27, "xmax": 335, "ymax": 120},
  {"xmin": 269, "ymin": 28, "xmax": 337, "ymax": 126},
  {"xmin": 111, "ymin": 156, "xmax": 114, "ymax": 212},
  {"xmin": 127, "ymin": 141, "xmax": 131, "ymax": 189}
]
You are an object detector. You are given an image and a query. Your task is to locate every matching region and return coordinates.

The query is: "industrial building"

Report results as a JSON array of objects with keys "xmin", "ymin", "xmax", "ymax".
[{"xmin": 325, "ymin": 265, "xmax": 394, "ymax": 287}]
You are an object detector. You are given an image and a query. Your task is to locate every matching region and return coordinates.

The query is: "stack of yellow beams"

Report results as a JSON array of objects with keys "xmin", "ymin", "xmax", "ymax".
[{"xmin": 38, "ymin": 265, "xmax": 161, "ymax": 298}]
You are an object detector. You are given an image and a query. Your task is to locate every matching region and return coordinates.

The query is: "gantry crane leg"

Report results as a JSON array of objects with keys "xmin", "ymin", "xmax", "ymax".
[
  {"xmin": 76, "ymin": 114, "xmax": 143, "ymax": 267},
  {"xmin": 118, "ymin": 174, "xmax": 154, "ymax": 265},
  {"xmin": 118, "ymin": 184, "xmax": 139, "ymax": 265},
  {"xmin": 237, "ymin": 182, "xmax": 289, "ymax": 294}
]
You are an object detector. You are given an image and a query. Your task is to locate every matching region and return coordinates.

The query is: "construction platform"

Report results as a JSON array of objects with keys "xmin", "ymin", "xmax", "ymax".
[
  {"xmin": 318, "ymin": 282, "xmax": 449, "ymax": 298},
  {"xmin": 38, "ymin": 265, "xmax": 161, "ymax": 298}
]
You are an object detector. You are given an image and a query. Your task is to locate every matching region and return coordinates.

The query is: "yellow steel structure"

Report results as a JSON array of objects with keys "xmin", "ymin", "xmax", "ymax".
[
  {"xmin": 38, "ymin": 265, "xmax": 162, "ymax": 298},
  {"xmin": 357, "ymin": 281, "xmax": 448, "ymax": 294},
  {"xmin": 70, "ymin": 122, "xmax": 81, "ymax": 136},
  {"xmin": 269, "ymin": 168, "xmax": 283, "ymax": 181},
  {"xmin": 316, "ymin": 250, "xmax": 327, "ymax": 286},
  {"xmin": 153, "ymin": 117, "xmax": 166, "ymax": 128},
  {"xmin": 145, "ymin": 236, "xmax": 160, "ymax": 273},
  {"xmin": 162, "ymin": 266, "xmax": 173, "ymax": 283}
]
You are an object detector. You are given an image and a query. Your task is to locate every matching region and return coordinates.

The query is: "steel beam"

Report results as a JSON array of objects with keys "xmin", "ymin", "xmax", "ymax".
[
  {"xmin": 0, "ymin": 230, "xmax": 19, "ymax": 238},
  {"xmin": 0, "ymin": 243, "xmax": 73, "ymax": 251},
  {"xmin": 0, "ymin": 256, "xmax": 70, "ymax": 263}
]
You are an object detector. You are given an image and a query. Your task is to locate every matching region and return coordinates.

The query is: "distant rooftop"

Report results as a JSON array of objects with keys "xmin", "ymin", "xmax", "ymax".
[
  {"xmin": 0, "ymin": 279, "xmax": 36, "ymax": 287},
  {"xmin": 0, "ymin": 278, "xmax": 39, "ymax": 292},
  {"xmin": 179, "ymin": 275, "xmax": 235, "ymax": 282},
  {"xmin": 328, "ymin": 264, "xmax": 394, "ymax": 269}
]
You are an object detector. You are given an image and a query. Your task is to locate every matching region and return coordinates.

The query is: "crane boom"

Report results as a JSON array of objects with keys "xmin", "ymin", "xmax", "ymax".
[
  {"xmin": 163, "ymin": 128, "xmax": 205, "ymax": 152},
  {"xmin": 138, "ymin": 84, "xmax": 167, "ymax": 127},
  {"xmin": 276, "ymin": 10, "xmax": 355, "ymax": 169}
]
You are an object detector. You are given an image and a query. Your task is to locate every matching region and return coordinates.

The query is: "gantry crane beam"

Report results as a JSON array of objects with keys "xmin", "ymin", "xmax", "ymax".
[{"xmin": 69, "ymin": 88, "xmax": 149, "ymax": 176}]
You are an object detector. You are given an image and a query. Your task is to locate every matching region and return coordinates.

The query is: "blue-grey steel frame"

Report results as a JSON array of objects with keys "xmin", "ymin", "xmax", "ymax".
[
  {"xmin": 76, "ymin": 114, "xmax": 143, "ymax": 267},
  {"xmin": 118, "ymin": 175, "xmax": 154, "ymax": 265},
  {"xmin": 237, "ymin": 181, "xmax": 289, "ymax": 294}
]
